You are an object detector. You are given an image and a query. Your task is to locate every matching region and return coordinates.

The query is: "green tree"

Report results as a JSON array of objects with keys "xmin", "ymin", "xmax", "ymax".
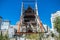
[
  {"xmin": 0, "ymin": 32, "xmax": 9, "ymax": 40},
  {"xmin": 25, "ymin": 33, "xmax": 39, "ymax": 40},
  {"xmin": 25, "ymin": 33, "xmax": 44, "ymax": 40},
  {"xmin": 54, "ymin": 16, "xmax": 60, "ymax": 33},
  {"xmin": 54, "ymin": 16, "xmax": 60, "ymax": 40}
]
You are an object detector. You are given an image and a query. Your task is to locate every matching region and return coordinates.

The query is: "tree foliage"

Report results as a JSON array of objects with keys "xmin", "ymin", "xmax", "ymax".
[
  {"xmin": 26, "ymin": 33, "xmax": 39, "ymax": 40},
  {"xmin": 54, "ymin": 16, "xmax": 60, "ymax": 33},
  {"xmin": 25, "ymin": 33, "xmax": 44, "ymax": 40},
  {"xmin": 0, "ymin": 33, "xmax": 9, "ymax": 40}
]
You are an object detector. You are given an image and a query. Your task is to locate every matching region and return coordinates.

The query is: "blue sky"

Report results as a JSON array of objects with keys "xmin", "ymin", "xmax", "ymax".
[{"xmin": 0, "ymin": 0, "xmax": 60, "ymax": 28}]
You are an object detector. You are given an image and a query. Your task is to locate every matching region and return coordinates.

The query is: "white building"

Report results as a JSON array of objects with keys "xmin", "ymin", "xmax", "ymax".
[
  {"xmin": 8, "ymin": 25, "xmax": 15, "ymax": 38},
  {"xmin": 1, "ymin": 20, "xmax": 10, "ymax": 36},
  {"xmin": 51, "ymin": 11, "xmax": 60, "ymax": 34},
  {"xmin": 1, "ymin": 20, "xmax": 10, "ymax": 30}
]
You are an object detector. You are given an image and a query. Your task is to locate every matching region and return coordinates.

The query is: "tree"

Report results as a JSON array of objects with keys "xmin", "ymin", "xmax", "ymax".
[
  {"xmin": 54, "ymin": 16, "xmax": 60, "ymax": 33},
  {"xmin": 25, "ymin": 33, "xmax": 39, "ymax": 40},
  {"xmin": 54, "ymin": 16, "xmax": 60, "ymax": 40},
  {"xmin": 25, "ymin": 32, "xmax": 44, "ymax": 40},
  {"xmin": 0, "ymin": 31, "xmax": 9, "ymax": 40}
]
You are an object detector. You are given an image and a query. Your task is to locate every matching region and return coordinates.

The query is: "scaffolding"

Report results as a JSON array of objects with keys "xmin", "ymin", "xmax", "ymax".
[{"xmin": 14, "ymin": 0, "xmax": 48, "ymax": 40}]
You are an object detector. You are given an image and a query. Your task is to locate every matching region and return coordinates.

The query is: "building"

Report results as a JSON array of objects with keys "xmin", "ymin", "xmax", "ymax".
[
  {"xmin": 51, "ymin": 11, "xmax": 60, "ymax": 38},
  {"xmin": 0, "ymin": 16, "xmax": 2, "ymax": 35},
  {"xmin": 16, "ymin": 2, "xmax": 45, "ymax": 33},
  {"xmin": 1, "ymin": 20, "xmax": 10, "ymax": 30},
  {"xmin": 0, "ymin": 16, "xmax": 2, "ymax": 30},
  {"xmin": 51, "ymin": 11, "xmax": 60, "ymax": 32},
  {"xmin": 8, "ymin": 25, "xmax": 15, "ymax": 38},
  {"xmin": 1, "ymin": 20, "xmax": 10, "ymax": 36}
]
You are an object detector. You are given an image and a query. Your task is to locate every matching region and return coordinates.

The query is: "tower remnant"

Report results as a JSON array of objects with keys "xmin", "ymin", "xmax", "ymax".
[{"xmin": 16, "ymin": 2, "xmax": 45, "ymax": 34}]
